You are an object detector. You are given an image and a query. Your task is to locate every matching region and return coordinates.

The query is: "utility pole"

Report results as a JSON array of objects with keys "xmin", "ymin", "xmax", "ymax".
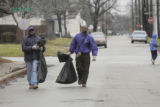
[
  {"xmin": 142, "ymin": 0, "xmax": 145, "ymax": 31},
  {"xmin": 138, "ymin": 0, "xmax": 141, "ymax": 27},
  {"xmin": 150, "ymin": 0, "xmax": 153, "ymax": 37},
  {"xmin": 132, "ymin": 0, "xmax": 135, "ymax": 30},
  {"xmin": 153, "ymin": 0, "xmax": 158, "ymax": 36},
  {"xmin": 135, "ymin": 0, "xmax": 137, "ymax": 30},
  {"xmin": 146, "ymin": 0, "xmax": 150, "ymax": 36},
  {"xmin": 157, "ymin": 0, "xmax": 160, "ymax": 38}
]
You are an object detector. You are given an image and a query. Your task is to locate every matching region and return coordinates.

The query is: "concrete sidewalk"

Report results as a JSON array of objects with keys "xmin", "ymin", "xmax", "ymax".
[
  {"xmin": 0, "ymin": 58, "xmax": 26, "ymax": 85},
  {"xmin": 0, "ymin": 62, "xmax": 25, "ymax": 77},
  {"xmin": 0, "ymin": 57, "xmax": 57, "ymax": 85}
]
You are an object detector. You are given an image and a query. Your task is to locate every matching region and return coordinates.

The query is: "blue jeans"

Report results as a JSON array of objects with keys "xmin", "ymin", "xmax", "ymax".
[
  {"xmin": 151, "ymin": 50, "xmax": 157, "ymax": 61},
  {"xmin": 26, "ymin": 60, "xmax": 38, "ymax": 86}
]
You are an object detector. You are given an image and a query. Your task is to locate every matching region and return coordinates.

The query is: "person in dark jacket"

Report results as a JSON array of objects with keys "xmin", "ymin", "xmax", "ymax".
[
  {"xmin": 150, "ymin": 34, "xmax": 159, "ymax": 65},
  {"xmin": 22, "ymin": 26, "xmax": 45, "ymax": 89},
  {"xmin": 68, "ymin": 25, "xmax": 98, "ymax": 87}
]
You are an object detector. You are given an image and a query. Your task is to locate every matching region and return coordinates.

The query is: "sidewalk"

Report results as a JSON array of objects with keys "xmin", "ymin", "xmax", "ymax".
[
  {"xmin": 0, "ymin": 62, "xmax": 25, "ymax": 77},
  {"xmin": 0, "ymin": 58, "xmax": 26, "ymax": 85},
  {"xmin": 0, "ymin": 57, "xmax": 57, "ymax": 85}
]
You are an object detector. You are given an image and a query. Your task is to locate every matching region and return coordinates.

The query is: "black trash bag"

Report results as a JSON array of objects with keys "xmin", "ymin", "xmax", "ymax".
[
  {"xmin": 57, "ymin": 51, "xmax": 70, "ymax": 62},
  {"xmin": 56, "ymin": 58, "xmax": 77, "ymax": 84},
  {"xmin": 38, "ymin": 53, "xmax": 48, "ymax": 83}
]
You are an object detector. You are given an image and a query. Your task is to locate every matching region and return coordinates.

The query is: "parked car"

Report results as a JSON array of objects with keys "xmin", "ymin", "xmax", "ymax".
[
  {"xmin": 91, "ymin": 32, "xmax": 107, "ymax": 48},
  {"xmin": 131, "ymin": 30, "xmax": 148, "ymax": 44}
]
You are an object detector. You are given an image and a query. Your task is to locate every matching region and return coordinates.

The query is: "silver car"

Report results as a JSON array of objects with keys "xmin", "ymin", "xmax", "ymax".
[
  {"xmin": 91, "ymin": 32, "xmax": 107, "ymax": 48},
  {"xmin": 131, "ymin": 31, "xmax": 148, "ymax": 44}
]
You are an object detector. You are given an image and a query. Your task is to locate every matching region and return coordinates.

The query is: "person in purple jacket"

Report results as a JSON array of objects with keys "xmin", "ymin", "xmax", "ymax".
[
  {"xmin": 150, "ymin": 34, "xmax": 159, "ymax": 65},
  {"xmin": 68, "ymin": 25, "xmax": 98, "ymax": 87},
  {"xmin": 22, "ymin": 26, "xmax": 45, "ymax": 89}
]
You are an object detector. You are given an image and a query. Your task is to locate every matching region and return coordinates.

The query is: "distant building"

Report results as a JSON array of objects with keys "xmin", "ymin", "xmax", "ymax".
[
  {"xmin": 44, "ymin": 12, "xmax": 86, "ymax": 38},
  {"xmin": 0, "ymin": 14, "xmax": 47, "ymax": 42}
]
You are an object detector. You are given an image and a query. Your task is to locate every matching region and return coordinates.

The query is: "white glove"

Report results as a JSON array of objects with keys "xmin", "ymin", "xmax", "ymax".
[
  {"xmin": 40, "ymin": 47, "xmax": 43, "ymax": 51},
  {"xmin": 32, "ymin": 44, "xmax": 40, "ymax": 50},
  {"xmin": 92, "ymin": 56, "xmax": 96, "ymax": 61}
]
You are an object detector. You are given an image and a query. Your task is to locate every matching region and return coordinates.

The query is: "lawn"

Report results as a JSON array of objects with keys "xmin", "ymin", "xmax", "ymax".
[
  {"xmin": 0, "ymin": 38, "xmax": 72, "ymax": 57},
  {"xmin": 147, "ymin": 37, "xmax": 160, "ymax": 44},
  {"xmin": 147, "ymin": 37, "xmax": 160, "ymax": 51}
]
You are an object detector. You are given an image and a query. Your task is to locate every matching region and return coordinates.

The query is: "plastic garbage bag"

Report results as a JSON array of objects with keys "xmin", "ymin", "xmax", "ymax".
[
  {"xmin": 57, "ymin": 51, "xmax": 70, "ymax": 62},
  {"xmin": 38, "ymin": 53, "xmax": 48, "ymax": 83},
  {"xmin": 56, "ymin": 58, "xmax": 77, "ymax": 84}
]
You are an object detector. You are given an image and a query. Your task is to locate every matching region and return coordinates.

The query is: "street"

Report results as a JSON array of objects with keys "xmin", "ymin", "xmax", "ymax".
[{"xmin": 1, "ymin": 35, "xmax": 160, "ymax": 107}]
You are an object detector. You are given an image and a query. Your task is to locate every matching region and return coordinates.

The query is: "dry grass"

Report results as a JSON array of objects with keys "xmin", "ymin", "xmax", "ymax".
[{"xmin": 0, "ymin": 38, "xmax": 72, "ymax": 57}]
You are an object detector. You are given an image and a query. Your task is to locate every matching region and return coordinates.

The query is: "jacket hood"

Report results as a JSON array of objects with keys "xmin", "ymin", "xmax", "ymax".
[{"xmin": 152, "ymin": 34, "xmax": 157, "ymax": 39}]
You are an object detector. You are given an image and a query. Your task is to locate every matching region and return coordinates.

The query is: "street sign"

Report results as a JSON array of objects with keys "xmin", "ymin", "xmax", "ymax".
[
  {"xmin": 13, "ymin": 8, "xmax": 33, "ymax": 12},
  {"xmin": 130, "ymin": 28, "xmax": 134, "ymax": 32},
  {"xmin": 148, "ymin": 17, "xmax": 154, "ymax": 24}
]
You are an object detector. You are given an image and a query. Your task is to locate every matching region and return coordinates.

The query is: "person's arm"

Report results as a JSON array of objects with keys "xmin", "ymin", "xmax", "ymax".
[
  {"xmin": 90, "ymin": 37, "xmax": 98, "ymax": 61},
  {"xmin": 22, "ymin": 38, "xmax": 32, "ymax": 52},
  {"xmin": 40, "ymin": 46, "xmax": 46, "ymax": 52},
  {"xmin": 69, "ymin": 37, "xmax": 77, "ymax": 54},
  {"xmin": 152, "ymin": 42, "xmax": 158, "ymax": 47}
]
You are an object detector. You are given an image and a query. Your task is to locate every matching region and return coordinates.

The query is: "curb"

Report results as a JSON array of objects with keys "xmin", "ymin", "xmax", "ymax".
[{"xmin": 0, "ymin": 68, "xmax": 27, "ymax": 85}]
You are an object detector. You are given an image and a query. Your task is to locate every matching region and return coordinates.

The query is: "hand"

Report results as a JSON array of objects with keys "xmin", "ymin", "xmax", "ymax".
[
  {"xmin": 40, "ymin": 47, "xmax": 43, "ymax": 51},
  {"xmin": 92, "ymin": 56, "xmax": 96, "ymax": 61},
  {"xmin": 32, "ymin": 44, "xmax": 40, "ymax": 50},
  {"xmin": 66, "ymin": 52, "xmax": 71, "ymax": 55}
]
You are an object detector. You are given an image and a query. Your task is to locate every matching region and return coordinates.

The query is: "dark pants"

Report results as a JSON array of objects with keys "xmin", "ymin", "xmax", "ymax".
[
  {"xmin": 151, "ymin": 50, "xmax": 157, "ymax": 61},
  {"xmin": 76, "ymin": 53, "xmax": 90, "ymax": 84}
]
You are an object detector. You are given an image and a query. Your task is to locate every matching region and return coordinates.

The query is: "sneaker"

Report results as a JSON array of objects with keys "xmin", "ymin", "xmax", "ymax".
[
  {"xmin": 29, "ymin": 85, "xmax": 33, "ymax": 89},
  {"xmin": 82, "ymin": 84, "xmax": 86, "ymax": 87},
  {"xmin": 33, "ymin": 84, "xmax": 38, "ymax": 89},
  {"xmin": 151, "ymin": 59, "xmax": 155, "ymax": 65},
  {"xmin": 78, "ymin": 80, "xmax": 82, "ymax": 85}
]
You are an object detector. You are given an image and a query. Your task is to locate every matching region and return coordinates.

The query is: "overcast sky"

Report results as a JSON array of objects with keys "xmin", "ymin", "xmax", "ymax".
[{"xmin": 116, "ymin": 0, "xmax": 131, "ymax": 14}]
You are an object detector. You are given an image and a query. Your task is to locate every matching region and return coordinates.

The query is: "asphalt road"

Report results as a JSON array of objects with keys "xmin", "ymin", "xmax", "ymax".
[{"xmin": 1, "ymin": 35, "xmax": 160, "ymax": 107}]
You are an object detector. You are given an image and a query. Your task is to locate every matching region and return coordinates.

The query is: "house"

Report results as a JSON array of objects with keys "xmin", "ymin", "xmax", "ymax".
[
  {"xmin": 0, "ymin": 14, "xmax": 47, "ymax": 43},
  {"xmin": 48, "ymin": 12, "xmax": 86, "ymax": 38},
  {"xmin": 67, "ymin": 12, "xmax": 86, "ymax": 37}
]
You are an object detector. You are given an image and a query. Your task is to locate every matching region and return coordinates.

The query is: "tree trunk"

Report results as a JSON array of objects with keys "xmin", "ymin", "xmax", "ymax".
[
  {"xmin": 11, "ymin": 13, "xmax": 19, "ymax": 41},
  {"xmin": 142, "ymin": 0, "xmax": 145, "ymax": 30},
  {"xmin": 63, "ymin": 11, "xmax": 68, "ymax": 37},
  {"xmin": 57, "ymin": 14, "xmax": 62, "ymax": 37},
  {"xmin": 11, "ymin": 13, "xmax": 18, "ymax": 26},
  {"xmin": 93, "ymin": 14, "xmax": 99, "ymax": 32}
]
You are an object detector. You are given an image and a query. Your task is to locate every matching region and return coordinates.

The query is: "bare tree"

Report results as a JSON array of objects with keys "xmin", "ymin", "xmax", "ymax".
[
  {"xmin": 32, "ymin": 0, "xmax": 63, "ymax": 36},
  {"xmin": 0, "ymin": 0, "xmax": 33, "ymax": 26},
  {"xmin": 79, "ymin": 0, "xmax": 117, "ymax": 32},
  {"xmin": 112, "ymin": 14, "xmax": 132, "ymax": 34},
  {"xmin": 33, "ymin": 0, "xmax": 79, "ymax": 37}
]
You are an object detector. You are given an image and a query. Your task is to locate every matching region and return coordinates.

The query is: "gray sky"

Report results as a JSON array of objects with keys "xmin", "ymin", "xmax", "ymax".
[{"xmin": 117, "ymin": 0, "xmax": 131, "ymax": 14}]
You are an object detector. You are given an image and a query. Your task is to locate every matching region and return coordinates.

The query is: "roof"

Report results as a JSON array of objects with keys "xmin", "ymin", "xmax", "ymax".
[{"xmin": 0, "ymin": 14, "xmax": 42, "ymax": 26}]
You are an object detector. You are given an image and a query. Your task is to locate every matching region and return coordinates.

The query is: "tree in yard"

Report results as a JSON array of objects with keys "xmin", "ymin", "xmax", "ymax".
[
  {"xmin": 61, "ymin": 0, "xmax": 79, "ymax": 37},
  {"xmin": 79, "ymin": 0, "xmax": 117, "ymax": 32},
  {"xmin": 33, "ymin": 0, "xmax": 79, "ymax": 37},
  {"xmin": 0, "ymin": 0, "xmax": 33, "ymax": 26},
  {"xmin": 32, "ymin": 0, "xmax": 63, "ymax": 37},
  {"xmin": 0, "ymin": 0, "xmax": 35, "ymax": 42}
]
